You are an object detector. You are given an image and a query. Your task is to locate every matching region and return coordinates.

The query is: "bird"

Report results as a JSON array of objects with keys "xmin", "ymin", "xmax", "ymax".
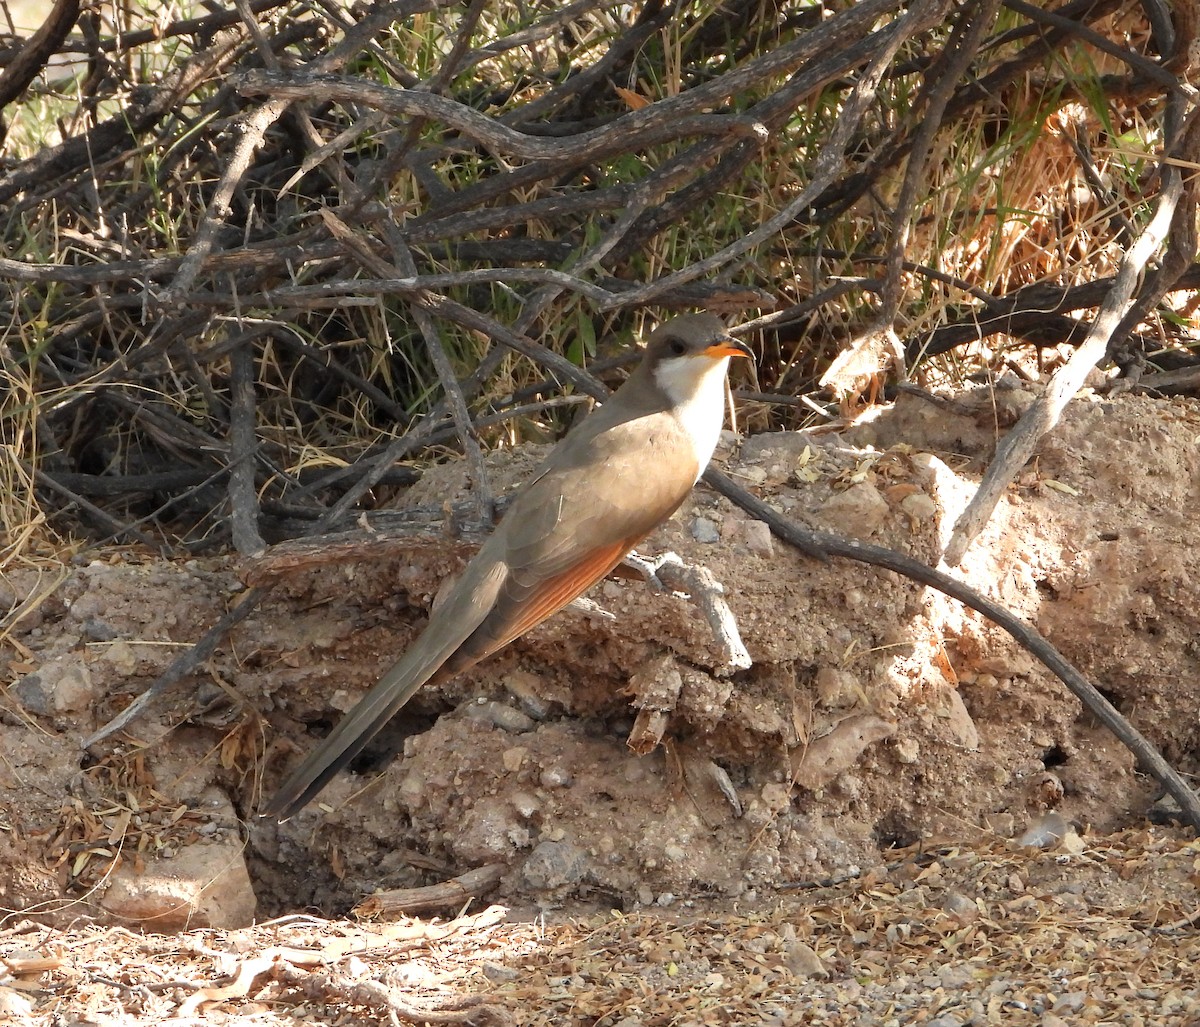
[{"xmin": 263, "ymin": 313, "xmax": 752, "ymax": 820}]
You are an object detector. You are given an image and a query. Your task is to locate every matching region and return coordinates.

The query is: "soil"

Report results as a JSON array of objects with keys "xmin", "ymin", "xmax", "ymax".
[{"xmin": 2, "ymin": 382, "xmax": 1199, "ymax": 1024}]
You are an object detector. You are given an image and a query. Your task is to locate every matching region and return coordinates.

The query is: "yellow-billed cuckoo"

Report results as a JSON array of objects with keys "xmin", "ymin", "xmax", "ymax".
[{"xmin": 264, "ymin": 313, "xmax": 751, "ymax": 820}]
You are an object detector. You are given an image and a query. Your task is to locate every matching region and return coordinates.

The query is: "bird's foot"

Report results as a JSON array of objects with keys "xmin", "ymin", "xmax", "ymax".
[
  {"xmin": 565, "ymin": 595, "xmax": 616, "ymax": 621},
  {"xmin": 624, "ymin": 550, "xmax": 685, "ymax": 594}
]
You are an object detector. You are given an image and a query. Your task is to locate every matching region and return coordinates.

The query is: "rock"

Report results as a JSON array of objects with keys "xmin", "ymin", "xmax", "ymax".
[
  {"xmin": 792, "ymin": 715, "xmax": 896, "ymax": 791},
  {"xmin": 815, "ymin": 482, "xmax": 890, "ymax": 538},
  {"xmin": 502, "ymin": 746, "xmax": 528, "ymax": 772},
  {"xmin": 101, "ymin": 837, "xmax": 257, "ymax": 930},
  {"xmin": 815, "ymin": 667, "xmax": 861, "ymax": 709},
  {"xmin": 899, "ymin": 490, "xmax": 938, "ymax": 524},
  {"xmin": 983, "ymin": 812, "xmax": 1016, "ymax": 837},
  {"xmin": 739, "ymin": 430, "xmax": 821, "ymax": 464},
  {"xmin": 781, "ymin": 939, "xmax": 828, "ymax": 978},
  {"xmin": 463, "ymin": 699, "xmax": 536, "ymax": 733},
  {"xmin": 504, "ymin": 669, "xmax": 555, "ymax": 720},
  {"xmin": 0, "ymin": 987, "xmax": 33, "ymax": 1018},
  {"xmin": 539, "ymin": 765, "xmax": 573, "ymax": 789},
  {"xmin": 627, "ymin": 653, "xmax": 683, "ymax": 712},
  {"xmin": 691, "ymin": 516, "xmax": 720, "ymax": 543},
  {"xmin": 455, "ymin": 798, "xmax": 529, "ymax": 861},
  {"xmin": 80, "ymin": 617, "xmax": 118, "ymax": 641},
  {"xmin": 934, "ymin": 687, "xmax": 979, "ymax": 750},
  {"xmin": 522, "ymin": 840, "xmax": 589, "ymax": 891},
  {"xmin": 742, "ymin": 520, "xmax": 774, "ymax": 557},
  {"xmin": 942, "ymin": 891, "xmax": 979, "ymax": 921},
  {"xmin": 14, "ymin": 658, "xmax": 97, "ymax": 714},
  {"xmin": 100, "ymin": 638, "xmax": 139, "ymax": 675},
  {"xmin": 1016, "ymin": 812, "xmax": 1068, "ymax": 849}
]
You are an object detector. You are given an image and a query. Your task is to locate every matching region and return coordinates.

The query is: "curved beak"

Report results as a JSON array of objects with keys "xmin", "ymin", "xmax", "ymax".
[{"xmin": 704, "ymin": 335, "xmax": 754, "ymax": 360}]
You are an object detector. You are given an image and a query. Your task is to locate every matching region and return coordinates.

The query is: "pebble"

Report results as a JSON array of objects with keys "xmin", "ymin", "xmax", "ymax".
[
  {"xmin": 1052, "ymin": 992, "xmax": 1087, "ymax": 1012},
  {"xmin": 521, "ymin": 840, "xmax": 589, "ymax": 891},
  {"xmin": 743, "ymin": 520, "xmax": 774, "ymax": 556},
  {"xmin": 691, "ymin": 516, "xmax": 720, "ymax": 543},
  {"xmin": 463, "ymin": 699, "xmax": 536, "ymax": 733},
  {"xmin": 539, "ymin": 765, "xmax": 573, "ymax": 789}
]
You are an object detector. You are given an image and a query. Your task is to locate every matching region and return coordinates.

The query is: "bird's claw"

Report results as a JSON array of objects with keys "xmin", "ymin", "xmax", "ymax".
[{"xmin": 625, "ymin": 550, "xmax": 685, "ymax": 594}]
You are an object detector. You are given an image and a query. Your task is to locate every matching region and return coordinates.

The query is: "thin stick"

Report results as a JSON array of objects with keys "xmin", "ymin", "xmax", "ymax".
[
  {"xmin": 383, "ymin": 221, "xmax": 493, "ymax": 526},
  {"xmin": 227, "ymin": 339, "xmax": 267, "ymax": 557}
]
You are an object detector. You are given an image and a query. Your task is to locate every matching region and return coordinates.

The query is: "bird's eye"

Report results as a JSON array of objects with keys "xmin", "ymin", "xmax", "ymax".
[{"xmin": 668, "ymin": 338, "xmax": 687, "ymax": 356}]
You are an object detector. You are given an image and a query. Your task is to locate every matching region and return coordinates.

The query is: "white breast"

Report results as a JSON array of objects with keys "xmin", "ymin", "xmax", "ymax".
[{"xmin": 653, "ymin": 355, "xmax": 732, "ymax": 483}]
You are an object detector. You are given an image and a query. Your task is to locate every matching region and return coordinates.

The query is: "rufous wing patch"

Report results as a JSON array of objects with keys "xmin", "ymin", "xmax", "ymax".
[{"xmin": 487, "ymin": 537, "xmax": 637, "ymax": 653}]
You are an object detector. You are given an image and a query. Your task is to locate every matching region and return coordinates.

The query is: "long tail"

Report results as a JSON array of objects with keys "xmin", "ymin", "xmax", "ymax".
[
  {"xmin": 263, "ymin": 561, "xmax": 506, "ymax": 821},
  {"xmin": 262, "ymin": 659, "xmax": 439, "ymax": 820}
]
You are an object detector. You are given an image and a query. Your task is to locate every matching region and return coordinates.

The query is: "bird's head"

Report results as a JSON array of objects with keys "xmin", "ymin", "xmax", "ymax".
[{"xmin": 643, "ymin": 313, "xmax": 753, "ymax": 406}]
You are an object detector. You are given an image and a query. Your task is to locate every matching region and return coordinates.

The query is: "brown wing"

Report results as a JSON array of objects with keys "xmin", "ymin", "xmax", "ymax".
[{"xmin": 446, "ymin": 408, "xmax": 698, "ymax": 669}]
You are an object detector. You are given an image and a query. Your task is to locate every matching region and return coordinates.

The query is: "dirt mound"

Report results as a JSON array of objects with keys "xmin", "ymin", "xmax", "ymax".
[{"xmin": 2, "ymin": 386, "xmax": 1198, "ymax": 926}]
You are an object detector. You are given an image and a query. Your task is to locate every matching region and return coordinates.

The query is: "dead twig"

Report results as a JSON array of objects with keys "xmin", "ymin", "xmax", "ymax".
[
  {"xmin": 623, "ymin": 551, "xmax": 752, "ymax": 676},
  {"xmin": 227, "ymin": 339, "xmax": 267, "ymax": 557},
  {"xmin": 0, "ymin": 0, "xmax": 80, "ymax": 115},
  {"xmin": 235, "ymin": 70, "xmax": 768, "ymax": 161},
  {"xmin": 352, "ymin": 864, "xmax": 505, "ymax": 918}
]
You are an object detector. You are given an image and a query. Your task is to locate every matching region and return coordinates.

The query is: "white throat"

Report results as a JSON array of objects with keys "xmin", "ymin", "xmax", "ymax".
[{"xmin": 653, "ymin": 355, "xmax": 731, "ymax": 482}]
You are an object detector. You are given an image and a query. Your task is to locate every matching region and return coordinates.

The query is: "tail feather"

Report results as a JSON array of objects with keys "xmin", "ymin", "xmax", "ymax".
[
  {"xmin": 262, "ymin": 657, "xmax": 439, "ymax": 820},
  {"xmin": 264, "ymin": 560, "xmax": 506, "ymax": 821}
]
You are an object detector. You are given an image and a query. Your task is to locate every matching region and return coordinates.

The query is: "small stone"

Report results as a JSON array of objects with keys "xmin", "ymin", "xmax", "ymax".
[
  {"xmin": 522, "ymin": 841, "xmax": 589, "ymax": 891},
  {"xmin": 781, "ymin": 940, "xmax": 828, "ymax": 978},
  {"xmin": 899, "ymin": 491, "xmax": 938, "ymax": 523},
  {"xmin": 937, "ymin": 963, "xmax": 976, "ymax": 988},
  {"xmin": 1052, "ymin": 993, "xmax": 1087, "ymax": 1013},
  {"xmin": 743, "ymin": 520, "xmax": 774, "ymax": 557},
  {"xmin": 935, "ymin": 687, "xmax": 979, "ymax": 750},
  {"xmin": 101, "ymin": 836, "xmax": 257, "ymax": 930},
  {"xmin": 983, "ymin": 812, "xmax": 1016, "ymax": 837},
  {"xmin": 815, "ymin": 482, "xmax": 890, "ymax": 538},
  {"xmin": 814, "ymin": 667, "xmax": 860, "ymax": 708},
  {"xmin": 1016, "ymin": 812, "xmax": 1068, "ymax": 849},
  {"xmin": 691, "ymin": 517, "xmax": 720, "ymax": 543},
  {"xmin": 942, "ymin": 891, "xmax": 979, "ymax": 920},
  {"xmin": 761, "ymin": 782, "xmax": 791, "ymax": 810},
  {"xmin": 510, "ymin": 791, "xmax": 539, "ymax": 819},
  {"xmin": 13, "ymin": 673, "xmax": 49, "ymax": 715},
  {"xmin": 398, "ymin": 770, "xmax": 426, "ymax": 808},
  {"xmin": 539, "ymin": 766, "xmax": 573, "ymax": 789},
  {"xmin": 481, "ymin": 963, "xmax": 520, "ymax": 982},
  {"xmin": 504, "ymin": 670, "xmax": 555, "ymax": 720},
  {"xmin": 14, "ymin": 658, "xmax": 98, "ymax": 714},
  {"xmin": 502, "ymin": 746, "xmax": 528, "ymax": 772},
  {"xmin": 80, "ymin": 617, "xmax": 118, "ymax": 641},
  {"xmin": 100, "ymin": 638, "xmax": 138, "ymax": 675},
  {"xmin": 0, "ymin": 987, "xmax": 33, "ymax": 1018},
  {"xmin": 791, "ymin": 714, "xmax": 896, "ymax": 790},
  {"xmin": 463, "ymin": 700, "xmax": 535, "ymax": 733}
]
